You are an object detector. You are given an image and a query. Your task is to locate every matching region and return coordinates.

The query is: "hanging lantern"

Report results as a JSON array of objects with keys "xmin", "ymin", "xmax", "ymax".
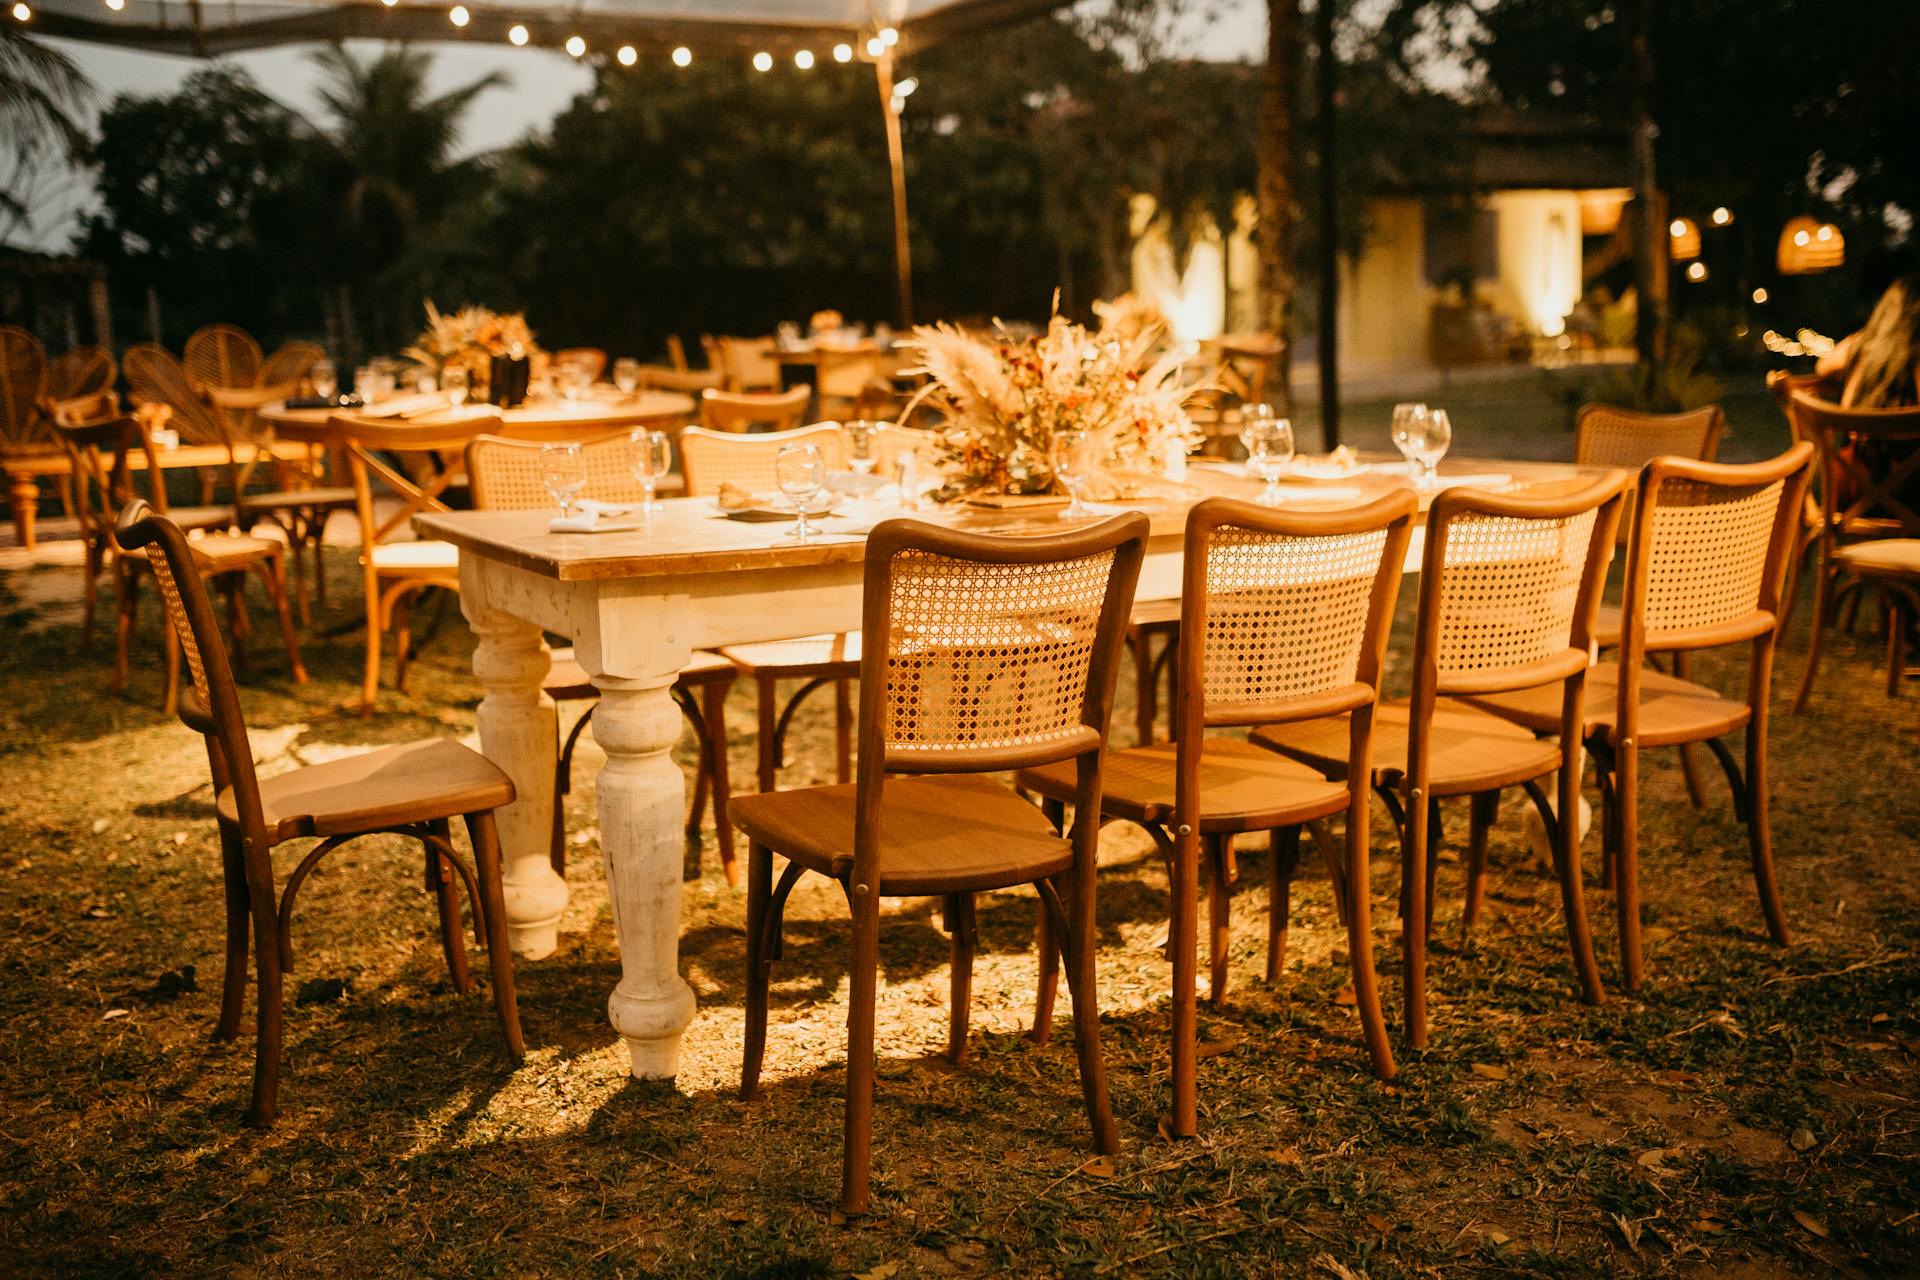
[
  {"xmin": 1777, "ymin": 216, "xmax": 1845, "ymax": 275},
  {"xmin": 1578, "ymin": 189, "xmax": 1629, "ymax": 236},
  {"xmin": 1668, "ymin": 217, "xmax": 1701, "ymax": 262}
]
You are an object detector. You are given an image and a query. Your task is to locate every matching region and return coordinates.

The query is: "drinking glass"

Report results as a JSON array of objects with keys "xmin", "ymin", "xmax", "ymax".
[
  {"xmin": 369, "ymin": 368, "xmax": 397, "ymax": 404},
  {"xmin": 442, "ymin": 365, "xmax": 469, "ymax": 410},
  {"xmin": 355, "ymin": 364, "xmax": 379, "ymax": 406},
  {"xmin": 776, "ymin": 442, "xmax": 826, "ymax": 541},
  {"xmin": 1240, "ymin": 405, "xmax": 1295, "ymax": 504},
  {"xmin": 1407, "ymin": 408, "xmax": 1452, "ymax": 489},
  {"xmin": 311, "ymin": 359, "xmax": 337, "ymax": 403},
  {"xmin": 630, "ymin": 429, "xmax": 671, "ymax": 512},
  {"xmin": 1390, "ymin": 402, "xmax": 1429, "ymax": 475},
  {"xmin": 541, "ymin": 441, "xmax": 587, "ymax": 520},
  {"xmin": 613, "ymin": 357, "xmax": 641, "ymax": 396},
  {"xmin": 845, "ymin": 420, "xmax": 881, "ymax": 475},
  {"xmin": 1051, "ymin": 428, "xmax": 1095, "ymax": 519},
  {"xmin": 558, "ymin": 364, "xmax": 591, "ymax": 403}
]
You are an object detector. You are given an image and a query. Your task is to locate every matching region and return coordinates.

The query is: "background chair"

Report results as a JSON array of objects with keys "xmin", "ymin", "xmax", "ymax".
[
  {"xmin": 1, "ymin": 325, "xmax": 53, "ymax": 546},
  {"xmin": 729, "ymin": 513, "xmax": 1147, "ymax": 1214},
  {"xmin": 699, "ymin": 386, "xmax": 811, "ymax": 434},
  {"xmin": 114, "ymin": 498, "xmax": 520, "ymax": 1127},
  {"xmin": 42, "ymin": 344, "xmax": 116, "ymax": 405},
  {"xmin": 709, "ymin": 336, "xmax": 783, "ymax": 391},
  {"xmin": 814, "ymin": 348, "xmax": 889, "ymax": 420},
  {"xmin": 464, "ymin": 431, "xmax": 741, "ymax": 881},
  {"xmin": 259, "ymin": 341, "xmax": 326, "ymax": 393}
]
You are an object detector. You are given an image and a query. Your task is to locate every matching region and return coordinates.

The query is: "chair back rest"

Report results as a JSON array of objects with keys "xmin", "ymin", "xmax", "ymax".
[
  {"xmin": 666, "ymin": 334, "xmax": 690, "ymax": 372},
  {"xmin": 57, "ymin": 415, "xmax": 165, "ymax": 548},
  {"xmin": 259, "ymin": 342, "xmax": 325, "ymax": 394},
  {"xmin": 640, "ymin": 366, "xmax": 727, "ymax": 394},
  {"xmin": 123, "ymin": 344, "xmax": 231, "ymax": 446},
  {"xmin": 1619, "ymin": 443, "xmax": 1815, "ymax": 660},
  {"xmin": 700, "ymin": 385, "xmax": 811, "ymax": 433},
  {"xmin": 331, "ymin": 414, "xmax": 479, "ymax": 550},
  {"xmin": 0, "ymin": 325, "xmax": 47, "ymax": 445},
  {"xmin": 554, "ymin": 347, "xmax": 607, "ymax": 381},
  {"xmin": 858, "ymin": 514, "xmax": 1147, "ymax": 783},
  {"xmin": 1178, "ymin": 493, "xmax": 1416, "ymax": 735},
  {"xmin": 1574, "ymin": 403, "xmax": 1724, "ymax": 469},
  {"xmin": 182, "ymin": 324, "xmax": 263, "ymax": 391},
  {"xmin": 466, "ymin": 431, "xmax": 651, "ymax": 509},
  {"xmin": 1785, "ymin": 387, "xmax": 1920, "ymax": 538},
  {"xmin": 678, "ymin": 422, "xmax": 847, "ymax": 496},
  {"xmin": 1414, "ymin": 471, "xmax": 1628, "ymax": 699},
  {"xmin": 114, "ymin": 500, "xmax": 267, "ymax": 832},
  {"xmin": 42, "ymin": 345, "xmax": 116, "ymax": 403},
  {"xmin": 815, "ymin": 348, "xmax": 884, "ymax": 400},
  {"xmin": 713, "ymin": 336, "xmax": 783, "ymax": 391}
]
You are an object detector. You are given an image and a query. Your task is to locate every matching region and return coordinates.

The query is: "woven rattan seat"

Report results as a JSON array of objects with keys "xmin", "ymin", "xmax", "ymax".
[
  {"xmin": 731, "ymin": 775, "xmax": 1072, "ymax": 896},
  {"xmin": 1465, "ymin": 663, "xmax": 1751, "ymax": 748},
  {"xmin": 218, "ymin": 738, "xmax": 513, "ymax": 840},
  {"xmin": 1022, "ymin": 737, "xmax": 1346, "ymax": 834},
  {"xmin": 1253, "ymin": 700, "xmax": 1563, "ymax": 795}
]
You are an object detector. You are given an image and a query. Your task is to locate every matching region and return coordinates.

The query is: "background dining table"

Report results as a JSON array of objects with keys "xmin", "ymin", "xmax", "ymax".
[{"xmin": 262, "ymin": 389, "xmax": 696, "ymax": 445}]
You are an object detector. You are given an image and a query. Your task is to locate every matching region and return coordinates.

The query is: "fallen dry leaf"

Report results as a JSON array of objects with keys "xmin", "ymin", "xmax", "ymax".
[
  {"xmin": 1613, "ymin": 1213, "xmax": 1642, "ymax": 1254},
  {"xmin": 1469, "ymin": 1063, "xmax": 1509, "ymax": 1081},
  {"xmin": 1332, "ymin": 986, "xmax": 1358, "ymax": 1007},
  {"xmin": 1080, "ymin": 1156, "xmax": 1115, "ymax": 1178},
  {"xmin": 853, "ymin": 1264, "xmax": 901, "ymax": 1280},
  {"xmin": 1791, "ymin": 1209, "xmax": 1828, "ymax": 1238},
  {"xmin": 1790, "ymin": 1127, "xmax": 1816, "ymax": 1153}
]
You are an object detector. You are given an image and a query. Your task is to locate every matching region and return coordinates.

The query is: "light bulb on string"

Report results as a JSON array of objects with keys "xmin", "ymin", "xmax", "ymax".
[
  {"xmin": 10, "ymin": 2, "xmax": 29, "ymax": 20},
  {"xmin": 794, "ymin": 50, "xmax": 814, "ymax": 69},
  {"xmin": 448, "ymin": 4, "xmax": 468, "ymax": 26},
  {"xmin": 752, "ymin": 51, "xmax": 773, "ymax": 71},
  {"xmin": 507, "ymin": 23, "xmax": 528, "ymax": 44},
  {"xmin": 865, "ymin": 36, "xmax": 885, "ymax": 56},
  {"xmin": 672, "ymin": 46, "xmax": 692, "ymax": 67},
  {"xmin": 833, "ymin": 43, "xmax": 852, "ymax": 62},
  {"xmin": 1711, "ymin": 206, "xmax": 1733, "ymax": 226},
  {"xmin": 565, "ymin": 34, "xmax": 586, "ymax": 56},
  {"xmin": 879, "ymin": 26, "xmax": 898, "ymax": 46},
  {"xmin": 105, "ymin": 0, "xmax": 124, "ymax": 10},
  {"xmin": 895, "ymin": 76, "xmax": 917, "ymax": 97},
  {"xmin": 618, "ymin": 45, "xmax": 637, "ymax": 65},
  {"xmin": 1752, "ymin": 287, "xmax": 1769, "ymax": 304}
]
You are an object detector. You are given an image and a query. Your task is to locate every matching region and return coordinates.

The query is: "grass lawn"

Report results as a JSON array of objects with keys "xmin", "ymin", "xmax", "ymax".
[{"xmin": 3, "ymin": 374, "xmax": 1916, "ymax": 1278}]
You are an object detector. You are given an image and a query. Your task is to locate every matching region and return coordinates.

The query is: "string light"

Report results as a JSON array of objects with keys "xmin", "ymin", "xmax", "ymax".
[
  {"xmin": 865, "ymin": 36, "xmax": 885, "ymax": 56},
  {"xmin": 1752, "ymin": 287, "xmax": 1769, "ymax": 304},
  {"xmin": 794, "ymin": 49, "xmax": 814, "ymax": 69},
  {"xmin": 565, "ymin": 34, "xmax": 585, "ymax": 56},
  {"xmin": 833, "ymin": 42, "xmax": 853, "ymax": 62},
  {"xmin": 448, "ymin": 4, "xmax": 468, "ymax": 26},
  {"xmin": 752, "ymin": 51, "xmax": 773, "ymax": 71},
  {"xmin": 1793, "ymin": 229, "xmax": 1811, "ymax": 247},
  {"xmin": 10, "ymin": 2, "xmax": 29, "ymax": 19},
  {"xmin": 618, "ymin": 44, "xmax": 637, "ymax": 65},
  {"xmin": 1711, "ymin": 206, "xmax": 1733, "ymax": 226},
  {"xmin": 105, "ymin": 0, "xmax": 125, "ymax": 9},
  {"xmin": 507, "ymin": 23, "xmax": 528, "ymax": 44},
  {"xmin": 672, "ymin": 45, "xmax": 692, "ymax": 66},
  {"xmin": 895, "ymin": 76, "xmax": 918, "ymax": 97},
  {"xmin": 1685, "ymin": 261, "xmax": 1708, "ymax": 282},
  {"xmin": 879, "ymin": 26, "xmax": 898, "ymax": 46}
]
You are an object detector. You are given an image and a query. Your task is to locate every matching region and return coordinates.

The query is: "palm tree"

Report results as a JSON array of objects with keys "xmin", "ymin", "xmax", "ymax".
[
  {"xmin": 1258, "ymin": 0, "xmax": 1301, "ymax": 413},
  {"xmin": 1, "ymin": 25, "xmax": 90, "ymax": 234}
]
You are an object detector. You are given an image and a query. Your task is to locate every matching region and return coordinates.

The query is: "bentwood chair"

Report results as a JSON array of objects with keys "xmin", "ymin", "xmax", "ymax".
[
  {"xmin": 680, "ymin": 424, "xmax": 861, "ymax": 798},
  {"xmin": 114, "ymin": 499, "xmax": 522, "ymax": 1126},
  {"xmin": 64, "ymin": 415, "xmax": 306, "ymax": 715},
  {"xmin": 464, "ymin": 431, "xmax": 742, "ymax": 881},
  {"xmin": 1019, "ymin": 494, "xmax": 1416, "ymax": 1126},
  {"xmin": 731, "ymin": 513, "xmax": 1147, "ymax": 1214},
  {"xmin": 710, "ymin": 335, "xmax": 784, "ymax": 391},
  {"xmin": 1784, "ymin": 388, "xmax": 1920, "ymax": 710},
  {"xmin": 700, "ymin": 386, "xmax": 811, "ymax": 434},
  {"xmin": 1254, "ymin": 472, "xmax": 1628, "ymax": 1046},
  {"xmin": 1465, "ymin": 445, "xmax": 1814, "ymax": 989}
]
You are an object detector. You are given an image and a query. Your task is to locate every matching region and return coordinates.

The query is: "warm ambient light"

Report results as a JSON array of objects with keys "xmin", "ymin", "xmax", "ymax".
[
  {"xmin": 752, "ymin": 51, "xmax": 773, "ymax": 71},
  {"xmin": 1753, "ymin": 287, "xmax": 1769, "ymax": 304},
  {"xmin": 794, "ymin": 49, "xmax": 814, "ymax": 69},
  {"xmin": 448, "ymin": 4, "xmax": 468, "ymax": 26},
  {"xmin": 672, "ymin": 46, "xmax": 692, "ymax": 66},
  {"xmin": 895, "ymin": 76, "xmax": 918, "ymax": 96},
  {"xmin": 865, "ymin": 36, "xmax": 885, "ymax": 57},
  {"xmin": 105, "ymin": 0, "xmax": 124, "ymax": 9},
  {"xmin": 618, "ymin": 44, "xmax": 637, "ymax": 65},
  {"xmin": 1686, "ymin": 261, "xmax": 1709, "ymax": 283},
  {"xmin": 565, "ymin": 34, "xmax": 586, "ymax": 56},
  {"xmin": 507, "ymin": 23, "xmax": 527, "ymax": 44},
  {"xmin": 10, "ymin": 2, "xmax": 28, "ymax": 20},
  {"xmin": 1667, "ymin": 217, "xmax": 1701, "ymax": 261},
  {"xmin": 1711, "ymin": 206, "xmax": 1733, "ymax": 226},
  {"xmin": 833, "ymin": 42, "xmax": 853, "ymax": 62},
  {"xmin": 879, "ymin": 26, "xmax": 898, "ymax": 46}
]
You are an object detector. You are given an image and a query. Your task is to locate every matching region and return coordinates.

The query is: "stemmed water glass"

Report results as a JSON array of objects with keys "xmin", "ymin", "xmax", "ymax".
[
  {"xmin": 630, "ymin": 429, "xmax": 671, "ymax": 512},
  {"xmin": 558, "ymin": 364, "xmax": 591, "ymax": 404},
  {"xmin": 1240, "ymin": 405, "xmax": 1295, "ymax": 505},
  {"xmin": 613, "ymin": 358, "xmax": 641, "ymax": 396},
  {"xmin": 541, "ymin": 441, "xmax": 587, "ymax": 521},
  {"xmin": 311, "ymin": 359, "xmax": 337, "ymax": 403},
  {"xmin": 776, "ymin": 442, "xmax": 826, "ymax": 541},
  {"xmin": 1051, "ymin": 428, "xmax": 1095, "ymax": 519},
  {"xmin": 1391, "ymin": 402, "xmax": 1428, "ymax": 477},
  {"xmin": 1398, "ymin": 406, "xmax": 1452, "ymax": 490},
  {"xmin": 442, "ymin": 365, "xmax": 469, "ymax": 410},
  {"xmin": 845, "ymin": 420, "xmax": 882, "ymax": 475}
]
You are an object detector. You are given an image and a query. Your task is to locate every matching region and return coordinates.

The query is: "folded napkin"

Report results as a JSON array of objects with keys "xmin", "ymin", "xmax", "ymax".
[
  {"xmin": 357, "ymin": 392, "xmax": 445, "ymax": 419},
  {"xmin": 549, "ymin": 500, "xmax": 639, "ymax": 533}
]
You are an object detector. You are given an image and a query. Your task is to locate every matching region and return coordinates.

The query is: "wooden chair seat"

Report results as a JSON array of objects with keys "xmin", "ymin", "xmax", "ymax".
[
  {"xmin": 544, "ymin": 646, "xmax": 735, "ymax": 701},
  {"xmin": 1836, "ymin": 538, "xmax": 1920, "ymax": 576},
  {"xmin": 371, "ymin": 539, "xmax": 460, "ymax": 572},
  {"xmin": 730, "ymin": 774, "xmax": 1072, "ymax": 898},
  {"xmin": 1463, "ymin": 662, "xmax": 1752, "ymax": 749},
  {"xmin": 218, "ymin": 738, "xmax": 513, "ymax": 842},
  {"xmin": 713, "ymin": 631, "xmax": 861, "ymax": 677},
  {"xmin": 184, "ymin": 532, "xmax": 285, "ymax": 571},
  {"xmin": 1252, "ymin": 700, "xmax": 1561, "ymax": 797},
  {"xmin": 1129, "ymin": 598, "xmax": 1182, "ymax": 627},
  {"xmin": 166, "ymin": 504, "xmax": 243, "ymax": 533},
  {"xmin": 1018, "ymin": 737, "xmax": 1347, "ymax": 836},
  {"xmin": 241, "ymin": 485, "xmax": 355, "ymax": 512}
]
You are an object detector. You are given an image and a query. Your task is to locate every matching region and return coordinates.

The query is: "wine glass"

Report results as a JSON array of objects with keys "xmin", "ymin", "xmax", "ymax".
[
  {"xmin": 630, "ymin": 429, "xmax": 671, "ymax": 512},
  {"xmin": 845, "ymin": 420, "xmax": 881, "ymax": 475},
  {"xmin": 776, "ymin": 442, "xmax": 826, "ymax": 542},
  {"xmin": 541, "ymin": 441, "xmax": 587, "ymax": 520},
  {"xmin": 1241, "ymin": 416, "xmax": 1296, "ymax": 505},
  {"xmin": 558, "ymin": 364, "xmax": 591, "ymax": 404},
  {"xmin": 311, "ymin": 359, "xmax": 337, "ymax": 403},
  {"xmin": 1051, "ymin": 428, "xmax": 1095, "ymax": 519},
  {"xmin": 613, "ymin": 358, "xmax": 641, "ymax": 396},
  {"xmin": 442, "ymin": 365, "xmax": 469, "ymax": 410},
  {"xmin": 1390, "ymin": 402, "xmax": 1429, "ymax": 476},
  {"xmin": 1407, "ymin": 408, "xmax": 1452, "ymax": 489}
]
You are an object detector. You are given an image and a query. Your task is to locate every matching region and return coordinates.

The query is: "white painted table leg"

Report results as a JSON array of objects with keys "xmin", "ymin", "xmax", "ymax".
[
  {"xmin": 463, "ymin": 580, "xmax": 568, "ymax": 959},
  {"xmin": 590, "ymin": 671, "xmax": 697, "ymax": 1078}
]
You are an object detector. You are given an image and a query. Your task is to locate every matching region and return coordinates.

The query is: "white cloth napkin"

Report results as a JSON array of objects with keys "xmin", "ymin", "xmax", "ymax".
[{"xmin": 548, "ymin": 500, "xmax": 639, "ymax": 533}]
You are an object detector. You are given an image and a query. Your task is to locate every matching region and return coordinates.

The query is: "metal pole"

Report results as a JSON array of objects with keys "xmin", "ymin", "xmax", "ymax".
[
  {"xmin": 874, "ymin": 51, "xmax": 914, "ymax": 327},
  {"xmin": 1314, "ymin": 0, "xmax": 1338, "ymax": 448}
]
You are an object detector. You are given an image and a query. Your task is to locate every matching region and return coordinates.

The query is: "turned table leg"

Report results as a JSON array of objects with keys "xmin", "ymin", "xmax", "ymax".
[{"xmin": 8, "ymin": 473, "xmax": 39, "ymax": 551}]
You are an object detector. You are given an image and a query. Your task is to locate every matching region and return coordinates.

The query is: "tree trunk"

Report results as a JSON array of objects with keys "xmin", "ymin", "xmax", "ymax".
[
  {"xmin": 1314, "ymin": 0, "xmax": 1339, "ymax": 448},
  {"xmin": 1259, "ymin": 0, "xmax": 1302, "ymax": 413},
  {"xmin": 1628, "ymin": 0, "xmax": 1666, "ymax": 365}
]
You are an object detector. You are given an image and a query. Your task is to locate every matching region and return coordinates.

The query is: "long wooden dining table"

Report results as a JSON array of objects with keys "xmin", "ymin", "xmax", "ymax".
[{"xmin": 414, "ymin": 454, "xmax": 1606, "ymax": 1084}]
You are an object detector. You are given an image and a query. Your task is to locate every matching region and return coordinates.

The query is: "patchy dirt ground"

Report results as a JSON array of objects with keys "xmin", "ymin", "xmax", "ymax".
[{"xmin": 1, "ymin": 527, "xmax": 1917, "ymax": 1279}]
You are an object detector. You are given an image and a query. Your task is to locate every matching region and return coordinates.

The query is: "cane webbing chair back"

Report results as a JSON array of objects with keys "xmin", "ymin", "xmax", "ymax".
[
  {"xmin": 183, "ymin": 324, "xmax": 264, "ymax": 393},
  {"xmin": 1419, "ymin": 475, "xmax": 1628, "ymax": 698},
  {"xmin": 713, "ymin": 336, "xmax": 783, "ymax": 391},
  {"xmin": 678, "ymin": 423, "xmax": 847, "ymax": 497},
  {"xmin": 259, "ymin": 342, "xmax": 325, "ymax": 394},
  {"xmin": 43, "ymin": 345, "xmax": 116, "ymax": 404},
  {"xmin": 466, "ymin": 431, "xmax": 649, "ymax": 510},
  {"xmin": 816, "ymin": 349, "xmax": 884, "ymax": 401},
  {"xmin": 123, "ymin": 344, "xmax": 230, "ymax": 446},
  {"xmin": 1574, "ymin": 404, "xmax": 1724, "ymax": 470},
  {"xmin": 0, "ymin": 325, "xmax": 47, "ymax": 446},
  {"xmin": 1786, "ymin": 388, "xmax": 1920, "ymax": 540},
  {"xmin": 700, "ymin": 385, "xmax": 811, "ymax": 434}
]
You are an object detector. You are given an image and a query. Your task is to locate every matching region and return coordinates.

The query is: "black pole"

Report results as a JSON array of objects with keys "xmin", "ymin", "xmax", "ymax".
[{"xmin": 1315, "ymin": 0, "xmax": 1339, "ymax": 448}]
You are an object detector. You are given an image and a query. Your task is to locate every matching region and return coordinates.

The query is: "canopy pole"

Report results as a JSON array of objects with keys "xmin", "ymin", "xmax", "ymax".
[
  {"xmin": 874, "ymin": 50, "xmax": 914, "ymax": 327},
  {"xmin": 1314, "ymin": 0, "xmax": 1338, "ymax": 448}
]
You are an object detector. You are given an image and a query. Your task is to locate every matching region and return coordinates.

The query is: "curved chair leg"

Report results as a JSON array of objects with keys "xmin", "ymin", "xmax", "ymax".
[
  {"xmin": 1058, "ymin": 866, "xmax": 1119, "ymax": 1157},
  {"xmin": 1206, "ymin": 833, "xmax": 1232, "ymax": 1004},
  {"xmin": 1401, "ymin": 787, "xmax": 1431, "ymax": 1049},
  {"xmin": 160, "ymin": 600, "xmax": 182, "ymax": 718},
  {"xmin": 1267, "ymin": 826, "xmax": 1301, "ymax": 982},
  {"xmin": 1525, "ymin": 775, "xmax": 1605, "ymax": 1005},
  {"xmin": 360, "ymin": 573, "xmax": 383, "ymax": 717},
  {"xmin": 1793, "ymin": 550, "xmax": 1835, "ymax": 713},
  {"xmin": 1461, "ymin": 790, "xmax": 1499, "ymax": 938},
  {"xmin": 740, "ymin": 842, "xmax": 775, "ymax": 1099},
  {"xmin": 1745, "ymin": 703, "xmax": 1791, "ymax": 949},
  {"xmin": 1127, "ymin": 628, "xmax": 1155, "ymax": 746},
  {"xmin": 1670, "ymin": 652, "xmax": 1708, "ymax": 808},
  {"xmin": 392, "ymin": 590, "xmax": 417, "ymax": 696},
  {"xmin": 1029, "ymin": 797, "xmax": 1066, "ymax": 1044},
  {"xmin": 833, "ymin": 677, "xmax": 853, "ymax": 784},
  {"xmin": 216, "ymin": 820, "xmax": 250, "ymax": 1041},
  {"xmin": 246, "ymin": 874, "xmax": 286, "ymax": 1127},
  {"xmin": 463, "ymin": 810, "xmax": 525, "ymax": 1058},
  {"xmin": 1887, "ymin": 597, "xmax": 1909, "ymax": 698},
  {"xmin": 258, "ymin": 553, "xmax": 307, "ymax": 685},
  {"xmin": 945, "ymin": 893, "xmax": 976, "ymax": 1064},
  {"xmin": 841, "ymin": 881, "xmax": 883, "ymax": 1215},
  {"xmin": 427, "ymin": 820, "xmax": 474, "ymax": 994},
  {"xmin": 551, "ymin": 702, "xmax": 596, "ymax": 877},
  {"xmin": 702, "ymin": 678, "xmax": 737, "ymax": 885}
]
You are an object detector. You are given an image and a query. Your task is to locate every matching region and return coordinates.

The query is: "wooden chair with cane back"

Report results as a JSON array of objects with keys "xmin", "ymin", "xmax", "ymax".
[
  {"xmin": 1464, "ymin": 444, "xmax": 1814, "ymax": 989},
  {"xmin": 815, "ymin": 347, "xmax": 889, "ymax": 420},
  {"xmin": 464, "ymin": 431, "xmax": 741, "ymax": 882},
  {"xmin": 1254, "ymin": 471, "xmax": 1629, "ymax": 1047},
  {"xmin": 62, "ymin": 414, "xmax": 306, "ymax": 714},
  {"xmin": 1766, "ymin": 371, "xmax": 1836, "ymax": 623},
  {"xmin": 1018, "ymin": 494, "xmax": 1416, "ymax": 1127},
  {"xmin": 183, "ymin": 323, "xmax": 264, "ymax": 397},
  {"xmin": 710, "ymin": 335, "xmax": 784, "ymax": 391},
  {"xmin": 1783, "ymin": 388, "xmax": 1920, "ymax": 709},
  {"xmin": 258, "ymin": 341, "xmax": 326, "ymax": 393},
  {"xmin": 113, "ymin": 498, "xmax": 522, "ymax": 1126},
  {"xmin": 680, "ymin": 424, "xmax": 862, "ymax": 801},
  {"xmin": 730, "ymin": 513, "xmax": 1148, "ymax": 1214},
  {"xmin": 699, "ymin": 386, "xmax": 811, "ymax": 434}
]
